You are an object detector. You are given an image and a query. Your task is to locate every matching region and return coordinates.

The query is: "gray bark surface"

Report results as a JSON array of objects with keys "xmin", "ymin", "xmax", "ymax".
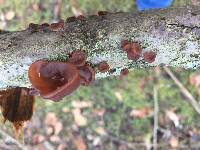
[{"xmin": 1, "ymin": 6, "xmax": 200, "ymax": 89}]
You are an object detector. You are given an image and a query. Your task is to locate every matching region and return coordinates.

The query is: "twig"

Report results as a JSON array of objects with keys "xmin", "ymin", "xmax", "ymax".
[
  {"xmin": 53, "ymin": 0, "xmax": 62, "ymax": 21},
  {"xmin": 106, "ymin": 134, "xmax": 147, "ymax": 149},
  {"xmin": 0, "ymin": 128, "xmax": 26, "ymax": 150},
  {"xmin": 163, "ymin": 66, "xmax": 200, "ymax": 115},
  {"xmin": 153, "ymin": 86, "xmax": 159, "ymax": 150}
]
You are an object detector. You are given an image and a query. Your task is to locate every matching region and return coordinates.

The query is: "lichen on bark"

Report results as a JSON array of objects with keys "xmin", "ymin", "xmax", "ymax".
[{"xmin": 1, "ymin": 6, "xmax": 200, "ymax": 89}]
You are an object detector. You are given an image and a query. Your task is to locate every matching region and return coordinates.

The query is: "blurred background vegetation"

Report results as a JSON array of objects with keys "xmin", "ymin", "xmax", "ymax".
[{"xmin": 1, "ymin": 0, "xmax": 200, "ymax": 149}]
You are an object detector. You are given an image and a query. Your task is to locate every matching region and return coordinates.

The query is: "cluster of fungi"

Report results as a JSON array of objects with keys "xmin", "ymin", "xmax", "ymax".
[
  {"xmin": 28, "ymin": 50, "xmax": 95, "ymax": 101},
  {"xmin": 0, "ymin": 11, "xmax": 157, "ymax": 139}
]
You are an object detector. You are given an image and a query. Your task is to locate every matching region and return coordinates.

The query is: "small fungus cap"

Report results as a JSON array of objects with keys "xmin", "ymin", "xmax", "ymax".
[
  {"xmin": 68, "ymin": 50, "xmax": 87, "ymax": 67},
  {"xmin": 143, "ymin": 51, "xmax": 157, "ymax": 63},
  {"xmin": 78, "ymin": 64, "xmax": 95, "ymax": 86},
  {"xmin": 98, "ymin": 61, "xmax": 110, "ymax": 73}
]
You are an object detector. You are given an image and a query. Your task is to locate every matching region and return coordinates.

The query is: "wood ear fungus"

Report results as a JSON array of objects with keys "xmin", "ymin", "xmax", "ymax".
[
  {"xmin": 49, "ymin": 19, "xmax": 64, "ymax": 31},
  {"xmin": 98, "ymin": 61, "xmax": 110, "ymax": 73},
  {"xmin": 28, "ymin": 60, "xmax": 81, "ymax": 101},
  {"xmin": 66, "ymin": 16, "xmax": 77, "ymax": 23},
  {"xmin": 78, "ymin": 64, "xmax": 95, "ymax": 86},
  {"xmin": 28, "ymin": 23, "xmax": 39, "ymax": 33},
  {"xmin": 122, "ymin": 41, "xmax": 142, "ymax": 61},
  {"xmin": 120, "ymin": 68, "xmax": 129, "ymax": 79},
  {"xmin": 98, "ymin": 11, "xmax": 108, "ymax": 16},
  {"xmin": 143, "ymin": 51, "xmax": 157, "ymax": 63},
  {"xmin": 68, "ymin": 50, "xmax": 87, "ymax": 67},
  {"xmin": 77, "ymin": 15, "xmax": 86, "ymax": 21}
]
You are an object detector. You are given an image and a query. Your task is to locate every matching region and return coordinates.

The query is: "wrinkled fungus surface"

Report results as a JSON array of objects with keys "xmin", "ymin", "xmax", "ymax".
[
  {"xmin": 143, "ymin": 51, "xmax": 157, "ymax": 63},
  {"xmin": 98, "ymin": 11, "xmax": 108, "ymax": 16},
  {"xmin": 28, "ymin": 60, "xmax": 81, "ymax": 101},
  {"xmin": 122, "ymin": 41, "xmax": 142, "ymax": 60},
  {"xmin": 66, "ymin": 16, "xmax": 77, "ymax": 23},
  {"xmin": 98, "ymin": 61, "xmax": 110, "ymax": 73},
  {"xmin": 120, "ymin": 68, "xmax": 129, "ymax": 79},
  {"xmin": 68, "ymin": 50, "xmax": 87, "ymax": 67},
  {"xmin": 28, "ymin": 23, "xmax": 39, "ymax": 33},
  {"xmin": 49, "ymin": 20, "xmax": 64, "ymax": 31},
  {"xmin": 78, "ymin": 64, "xmax": 96, "ymax": 86}
]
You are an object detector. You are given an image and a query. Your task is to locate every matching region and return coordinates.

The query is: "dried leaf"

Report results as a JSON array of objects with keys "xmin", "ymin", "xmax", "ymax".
[
  {"xmin": 73, "ymin": 135, "xmax": 87, "ymax": 150},
  {"xmin": 166, "ymin": 110, "xmax": 180, "ymax": 128},
  {"xmin": 71, "ymin": 101, "xmax": 92, "ymax": 108},
  {"xmin": 191, "ymin": 0, "xmax": 200, "ymax": 6},
  {"xmin": 62, "ymin": 107, "xmax": 70, "ymax": 113},
  {"xmin": 189, "ymin": 74, "xmax": 200, "ymax": 87},
  {"xmin": 130, "ymin": 107, "xmax": 153, "ymax": 118},
  {"xmin": 5, "ymin": 11, "xmax": 15, "ymax": 20},
  {"xmin": 50, "ymin": 135, "xmax": 61, "ymax": 143},
  {"xmin": 32, "ymin": 134, "xmax": 45, "ymax": 144},
  {"xmin": 0, "ymin": 0, "xmax": 5, "ymax": 5},
  {"xmin": 72, "ymin": 108, "xmax": 87, "ymax": 126},
  {"xmin": 44, "ymin": 112, "xmax": 63, "ymax": 135},
  {"xmin": 114, "ymin": 91, "xmax": 123, "ymax": 102},
  {"xmin": 95, "ymin": 127, "xmax": 106, "ymax": 136},
  {"xmin": 57, "ymin": 143, "xmax": 68, "ymax": 150},
  {"xmin": 169, "ymin": 136, "xmax": 179, "ymax": 148},
  {"xmin": 93, "ymin": 109, "xmax": 105, "ymax": 117}
]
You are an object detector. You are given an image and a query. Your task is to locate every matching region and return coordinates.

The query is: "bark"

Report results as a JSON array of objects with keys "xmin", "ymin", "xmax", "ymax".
[{"xmin": 1, "ymin": 6, "xmax": 200, "ymax": 89}]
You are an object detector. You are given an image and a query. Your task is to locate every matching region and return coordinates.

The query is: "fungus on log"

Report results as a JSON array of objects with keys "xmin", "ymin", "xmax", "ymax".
[
  {"xmin": 28, "ymin": 60, "xmax": 81, "ymax": 101},
  {"xmin": 1, "ymin": 6, "xmax": 200, "ymax": 89}
]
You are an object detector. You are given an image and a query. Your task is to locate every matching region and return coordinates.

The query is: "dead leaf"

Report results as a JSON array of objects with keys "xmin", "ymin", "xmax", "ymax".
[
  {"xmin": 57, "ymin": 143, "xmax": 68, "ymax": 150},
  {"xmin": 62, "ymin": 107, "xmax": 70, "ymax": 113},
  {"xmin": 44, "ymin": 112, "xmax": 57, "ymax": 126},
  {"xmin": 165, "ymin": 110, "xmax": 180, "ymax": 128},
  {"xmin": 54, "ymin": 121, "xmax": 63, "ymax": 135},
  {"xmin": 32, "ymin": 134, "xmax": 45, "ymax": 144},
  {"xmin": 0, "ymin": 0, "xmax": 5, "ymax": 5},
  {"xmin": 72, "ymin": 108, "xmax": 87, "ymax": 126},
  {"xmin": 71, "ymin": 0, "xmax": 83, "ymax": 16},
  {"xmin": 44, "ymin": 112, "xmax": 63, "ymax": 135},
  {"xmin": 95, "ymin": 127, "xmax": 106, "ymax": 136},
  {"xmin": 32, "ymin": 3, "xmax": 40, "ymax": 11},
  {"xmin": 71, "ymin": 101, "xmax": 92, "ymax": 108},
  {"xmin": 73, "ymin": 135, "xmax": 87, "ymax": 150},
  {"xmin": 93, "ymin": 109, "xmax": 105, "ymax": 117},
  {"xmin": 169, "ymin": 136, "xmax": 179, "ymax": 148},
  {"xmin": 130, "ymin": 107, "xmax": 153, "ymax": 118},
  {"xmin": 114, "ymin": 91, "xmax": 123, "ymax": 102},
  {"xmin": 191, "ymin": 0, "xmax": 200, "ymax": 6},
  {"xmin": 5, "ymin": 11, "xmax": 15, "ymax": 20},
  {"xmin": 189, "ymin": 74, "xmax": 200, "ymax": 87},
  {"xmin": 50, "ymin": 135, "xmax": 61, "ymax": 143}
]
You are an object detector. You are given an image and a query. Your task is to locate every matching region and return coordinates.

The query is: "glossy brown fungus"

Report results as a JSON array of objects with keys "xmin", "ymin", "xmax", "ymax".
[
  {"xmin": 120, "ymin": 68, "xmax": 129, "ymax": 79},
  {"xmin": 28, "ymin": 60, "xmax": 81, "ymax": 101},
  {"xmin": 98, "ymin": 61, "xmax": 110, "ymax": 73},
  {"xmin": 121, "ymin": 41, "xmax": 142, "ymax": 61},
  {"xmin": 39, "ymin": 23, "xmax": 50, "ymax": 31},
  {"xmin": 28, "ymin": 23, "xmax": 39, "ymax": 33},
  {"xmin": 77, "ymin": 15, "xmax": 86, "ymax": 21},
  {"xmin": 66, "ymin": 16, "xmax": 77, "ymax": 23},
  {"xmin": 49, "ymin": 19, "xmax": 64, "ymax": 31},
  {"xmin": 98, "ymin": 11, "xmax": 108, "ymax": 16},
  {"xmin": 68, "ymin": 50, "xmax": 87, "ymax": 67},
  {"xmin": 78, "ymin": 64, "xmax": 96, "ymax": 86},
  {"xmin": 143, "ymin": 51, "xmax": 157, "ymax": 63}
]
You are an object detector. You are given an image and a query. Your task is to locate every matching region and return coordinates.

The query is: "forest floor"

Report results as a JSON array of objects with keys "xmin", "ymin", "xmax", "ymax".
[{"xmin": 1, "ymin": 0, "xmax": 200, "ymax": 149}]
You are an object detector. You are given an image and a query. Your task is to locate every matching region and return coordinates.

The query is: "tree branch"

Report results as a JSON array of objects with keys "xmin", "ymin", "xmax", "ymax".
[{"xmin": 1, "ymin": 6, "xmax": 200, "ymax": 89}]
